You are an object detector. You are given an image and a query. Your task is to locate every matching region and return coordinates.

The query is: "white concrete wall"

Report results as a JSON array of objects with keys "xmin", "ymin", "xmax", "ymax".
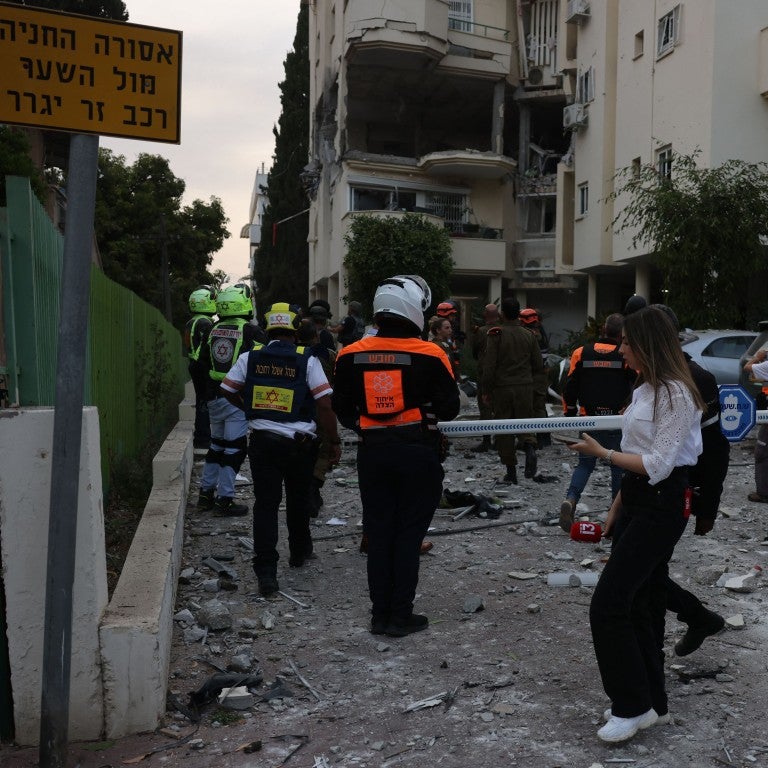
[
  {"xmin": 0, "ymin": 407, "xmax": 107, "ymax": 745},
  {"xmin": 99, "ymin": 408, "xmax": 193, "ymax": 739}
]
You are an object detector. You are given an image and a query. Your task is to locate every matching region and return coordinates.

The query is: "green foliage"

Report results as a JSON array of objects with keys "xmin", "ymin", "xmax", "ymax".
[
  {"xmin": 557, "ymin": 315, "xmax": 602, "ymax": 357},
  {"xmin": 254, "ymin": 3, "xmax": 309, "ymax": 314},
  {"xmin": 343, "ymin": 213, "xmax": 454, "ymax": 317},
  {"xmin": 3, "ymin": 0, "xmax": 128, "ymax": 19},
  {"xmin": 95, "ymin": 149, "xmax": 229, "ymax": 329},
  {"xmin": 0, "ymin": 126, "xmax": 48, "ymax": 205},
  {"xmin": 612, "ymin": 150, "xmax": 768, "ymax": 329}
]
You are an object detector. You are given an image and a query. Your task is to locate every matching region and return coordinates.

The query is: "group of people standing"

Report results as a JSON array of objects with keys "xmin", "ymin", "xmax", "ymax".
[{"xmin": 185, "ymin": 277, "xmax": 740, "ymax": 746}]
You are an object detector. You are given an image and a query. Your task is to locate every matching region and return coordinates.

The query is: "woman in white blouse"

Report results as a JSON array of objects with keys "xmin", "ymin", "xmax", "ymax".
[{"xmin": 568, "ymin": 306, "xmax": 705, "ymax": 744}]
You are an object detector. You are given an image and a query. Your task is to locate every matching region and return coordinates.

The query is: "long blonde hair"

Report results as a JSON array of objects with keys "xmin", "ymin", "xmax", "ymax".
[{"xmin": 623, "ymin": 306, "xmax": 705, "ymax": 415}]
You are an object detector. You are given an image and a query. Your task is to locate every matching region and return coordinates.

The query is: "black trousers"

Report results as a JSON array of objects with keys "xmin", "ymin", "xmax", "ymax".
[
  {"xmin": 248, "ymin": 430, "xmax": 318, "ymax": 576},
  {"xmin": 590, "ymin": 468, "xmax": 688, "ymax": 718},
  {"xmin": 357, "ymin": 441, "xmax": 444, "ymax": 622}
]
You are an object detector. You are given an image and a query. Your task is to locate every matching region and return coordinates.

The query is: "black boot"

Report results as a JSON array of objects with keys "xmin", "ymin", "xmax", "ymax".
[
  {"xmin": 256, "ymin": 569, "xmax": 279, "ymax": 597},
  {"xmin": 524, "ymin": 444, "xmax": 538, "ymax": 479},
  {"xmin": 197, "ymin": 488, "xmax": 215, "ymax": 511},
  {"xmin": 674, "ymin": 608, "xmax": 725, "ymax": 656},
  {"xmin": 502, "ymin": 464, "xmax": 518, "ymax": 484},
  {"xmin": 213, "ymin": 496, "xmax": 249, "ymax": 516}
]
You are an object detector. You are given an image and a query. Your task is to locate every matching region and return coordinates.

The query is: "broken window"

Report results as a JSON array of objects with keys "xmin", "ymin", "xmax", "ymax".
[
  {"xmin": 525, "ymin": 196, "xmax": 557, "ymax": 234},
  {"xmin": 577, "ymin": 66, "xmax": 595, "ymax": 103}
]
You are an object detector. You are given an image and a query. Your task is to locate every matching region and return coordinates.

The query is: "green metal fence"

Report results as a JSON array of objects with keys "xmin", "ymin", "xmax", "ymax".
[{"xmin": 0, "ymin": 174, "xmax": 186, "ymax": 486}]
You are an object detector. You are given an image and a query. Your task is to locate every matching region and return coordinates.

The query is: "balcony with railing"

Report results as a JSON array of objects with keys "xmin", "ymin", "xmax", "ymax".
[{"xmin": 344, "ymin": 0, "xmax": 449, "ymax": 64}]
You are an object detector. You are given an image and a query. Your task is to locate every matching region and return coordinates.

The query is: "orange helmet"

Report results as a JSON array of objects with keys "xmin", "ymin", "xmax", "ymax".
[
  {"xmin": 436, "ymin": 301, "xmax": 458, "ymax": 318},
  {"xmin": 520, "ymin": 308, "xmax": 539, "ymax": 325}
]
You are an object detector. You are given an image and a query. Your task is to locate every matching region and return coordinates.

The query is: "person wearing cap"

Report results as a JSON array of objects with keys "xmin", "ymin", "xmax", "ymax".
[
  {"xmin": 307, "ymin": 304, "xmax": 337, "ymax": 352},
  {"xmin": 220, "ymin": 302, "xmax": 341, "ymax": 597},
  {"xmin": 480, "ymin": 297, "xmax": 543, "ymax": 483},
  {"xmin": 335, "ymin": 300, "xmax": 366, "ymax": 347},
  {"xmin": 520, "ymin": 307, "xmax": 551, "ymax": 447},
  {"xmin": 471, "ymin": 303, "xmax": 501, "ymax": 452},
  {"xmin": 332, "ymin": 275, "xmax": 460, "ymax": 637},
  {"xmin": 559, "ymin": 313, "xmax": 635, "ymax": 532}
]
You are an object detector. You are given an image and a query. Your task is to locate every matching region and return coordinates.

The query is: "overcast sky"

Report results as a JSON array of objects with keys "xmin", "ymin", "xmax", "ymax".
[{"xmin": 103, "ymin": 0, "xmax": 302, "ymax": 282}]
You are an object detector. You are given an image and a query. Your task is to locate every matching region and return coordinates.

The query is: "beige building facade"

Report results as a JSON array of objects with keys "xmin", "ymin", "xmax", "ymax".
[{"xmin": 305, "ymin": 0, "xmax": 768, "ymax": 345}]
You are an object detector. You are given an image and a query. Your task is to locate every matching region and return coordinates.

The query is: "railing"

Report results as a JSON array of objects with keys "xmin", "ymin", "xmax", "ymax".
[{"xmin": 448, "ymin": 17, "xmax": 509, "ymax": 40}]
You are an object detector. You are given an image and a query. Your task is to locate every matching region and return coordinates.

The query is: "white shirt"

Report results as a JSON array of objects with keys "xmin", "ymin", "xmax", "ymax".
[
  {"xmin": 751, "ymin": 359, "xmax": 768, "ymax": 380},
  {"xmin": 621, "ymin": 380, "xmax": 702, "ymax": 485},
  {"xmin": 222, "ymin": 342, "xmax": 333, "ymax": 438}
]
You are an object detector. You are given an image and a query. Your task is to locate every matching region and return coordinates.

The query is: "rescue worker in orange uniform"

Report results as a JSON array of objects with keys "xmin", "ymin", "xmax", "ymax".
[{"xmin": 332, "ymin": 275, "xmax": 460, "ymax": 637}]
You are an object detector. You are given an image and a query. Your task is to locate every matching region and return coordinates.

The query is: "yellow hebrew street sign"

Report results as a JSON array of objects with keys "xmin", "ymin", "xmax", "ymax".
[{"xmin": 0, "ymin": 2, "xmax": 181, "ymax": 142}]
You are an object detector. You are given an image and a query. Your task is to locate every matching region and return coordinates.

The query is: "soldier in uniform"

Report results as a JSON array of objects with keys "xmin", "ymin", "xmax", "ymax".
[
  {"xmin": 197, "ymin": 283, "xmax": 261, "ymax": 516},
  {"xmin": 471, "ymin": 303, "xmax": 500, "ymax": 452},
  {"xmin": 480, "ymin": 298, "xmax": 542, "ymax": 484},
  {"xmin": 184, "ymin": 286, "xmax": 217, "ymax": 450},
  {"xmin": 221, "ymin": 303, "xmax": 341, "ymax": 597}
]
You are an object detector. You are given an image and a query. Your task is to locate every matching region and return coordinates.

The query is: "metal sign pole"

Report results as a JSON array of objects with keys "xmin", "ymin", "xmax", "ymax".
[{"xmin": 38, "ymin": 133, "xmax": 99, "ymax": 768}]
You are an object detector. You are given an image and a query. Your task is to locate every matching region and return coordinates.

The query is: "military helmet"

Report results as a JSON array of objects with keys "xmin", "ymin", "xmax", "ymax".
[
  {"xmin": 188, "ymin": 285, "xmax": 216, "ymax": 315},
  {"xmin": 216, "ymin": 283, "xmax": 254, "ymax": 318}
]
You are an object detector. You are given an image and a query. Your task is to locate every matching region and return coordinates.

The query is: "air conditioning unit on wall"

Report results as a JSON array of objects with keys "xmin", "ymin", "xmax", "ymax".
[
  {"xmin": 565, "ymin": 0, "xmax": 590, "ymax": 24},
  {"xmin": 563, "ymin": 103, "xmax": 588, "ymax": 130}
]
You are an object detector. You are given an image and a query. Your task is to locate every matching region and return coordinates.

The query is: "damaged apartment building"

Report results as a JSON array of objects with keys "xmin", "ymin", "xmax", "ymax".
[{"xmin": 303, "ymin": 0, "xmax": 768, "ymax": 344}]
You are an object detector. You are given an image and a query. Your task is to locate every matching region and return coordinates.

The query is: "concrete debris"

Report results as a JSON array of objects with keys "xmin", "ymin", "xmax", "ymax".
[
  {"xmin": 726, "ymin": 614, "xmax": 745, "ymax": 628},
  {"xmin": 179, "ymin": 567, "xmax": 195, "ymax": 584},
  {"xmin": 228, "ymin": 654, "xmax": 254, "ymax": 673},
  {"xmin": 174, "ymin": 608, "xmax": 195, "ymax": 624},
  {"xmin": 202, "ymin": 578, "xmax": 220, "ymax": 593},
  {"xmin": 217, "ymin": 685, "xmax": 254, "ymax": 710},
  {"xmin": 546, "ymin": 551, "xmax": 575, "ymax": 561},
  {"xmin": 202, "ymin": 556, "xmax": 238, "ymax": 580},
  {"xmin": 463, "ymin": 594, "xmax": 485, "ymax": 613},
  {"xmin": 526, "ymin": 604, "xmax": 541, "ymax": 614},
  {"xmin": 723, "ymin": 566, "xmax": 762, "ymax": 593},
  {"xmin": 197, "ymin": 599, "xmax": 233, "ymax": 631},
  {"xmin": 370, "ymin": 741, "xmax": 385, "ymax": 751},
  {"xmin": 507, "ymin": 571, "xmax": 538, "ymax": 580},
  {"xmin": 261, "ymin": 609, "xmax": 276, "ymax": 629},
  {"xmin": 403, "ymin": 691, "xmax": 449, "ymax": 712},
  {"xmin": 183, "ymin": 626, "xmax": 207, "ymax": 644}
]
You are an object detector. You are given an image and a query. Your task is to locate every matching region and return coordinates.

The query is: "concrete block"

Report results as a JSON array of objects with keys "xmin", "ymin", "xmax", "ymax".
[
  {"xmin": 152, "ymin": 421, "xmax": 193, "ymax": 486},
  {"xmin": 0, "ymin": 408, "xmax": 107, "ymax": 745},
  {"xmin": 100, "ymin": 421, "xmax": 192, "ymax": 738}
]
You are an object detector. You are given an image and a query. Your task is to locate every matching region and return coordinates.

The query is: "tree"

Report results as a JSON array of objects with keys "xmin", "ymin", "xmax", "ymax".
[
  {"xmin": 2, "ymin": 0, "xmax": 127, "ymax": 19},
  {"xmin": 94, "ymin": 149, "xmax": 229, "ymax": 327},
  {"xmin": 343, "ymin": 213, "xmax": 454, "ymax": 318},
  {"xmin": 612, "ymin": 150, "xmax": 768, "ymax": 329},
  {"xmin": 254, "ymin": 3, "xmax": 309, "ymax": 314},
  {"xmin": 0, "ymin": 126, "xmax": 48, "ymax": 205}
]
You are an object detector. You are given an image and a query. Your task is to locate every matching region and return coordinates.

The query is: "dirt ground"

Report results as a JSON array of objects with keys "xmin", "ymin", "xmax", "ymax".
[{"xmin": 3, "ymin": 399, "xmax": 768, "ymax": 768}]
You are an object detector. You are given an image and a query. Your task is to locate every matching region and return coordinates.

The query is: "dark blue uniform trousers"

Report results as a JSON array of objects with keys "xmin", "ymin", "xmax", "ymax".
[
  {"xmin": 357, "ymin": 441, "xmax": 444, "ymax": 623},
  {"xmin": 249, "ymin": 430, "xmax": 318, "ymax": 577}
]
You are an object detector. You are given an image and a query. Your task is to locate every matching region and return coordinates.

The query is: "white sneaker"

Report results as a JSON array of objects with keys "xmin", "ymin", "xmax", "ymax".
[
  {"xmin": 603, "ymin": 707, "xmax": 671, "ymax": 725},
  {"xmin": 598, "ymin": 709, "xmax": 658, "ymax": 743}
]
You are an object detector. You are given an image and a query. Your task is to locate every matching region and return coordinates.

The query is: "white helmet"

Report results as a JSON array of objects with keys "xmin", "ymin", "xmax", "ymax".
[{"xmin": 373, "ymin": 274, "xmax": 432, "ymax": 331}]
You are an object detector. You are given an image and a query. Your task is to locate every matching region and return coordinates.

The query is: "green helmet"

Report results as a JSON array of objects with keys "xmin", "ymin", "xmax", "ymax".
[
  {"xmin": 216, "ymin": 283, "xmax": 254, "ymax": 318},
  {"xmin": 189, "ymin": 285, "xmax": 216, "ymax": 315}
]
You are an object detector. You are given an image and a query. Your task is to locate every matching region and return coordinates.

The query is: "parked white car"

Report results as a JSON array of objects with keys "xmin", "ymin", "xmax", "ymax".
[{"xmin": 680, "ymin": 330, "xmax": 758, "ymax": 385}]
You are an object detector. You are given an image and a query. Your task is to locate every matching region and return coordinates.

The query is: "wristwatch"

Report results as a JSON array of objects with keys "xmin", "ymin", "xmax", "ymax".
[{"xmin": 600, "ymin": 449, "xmax": 614, "ymax": 466}]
